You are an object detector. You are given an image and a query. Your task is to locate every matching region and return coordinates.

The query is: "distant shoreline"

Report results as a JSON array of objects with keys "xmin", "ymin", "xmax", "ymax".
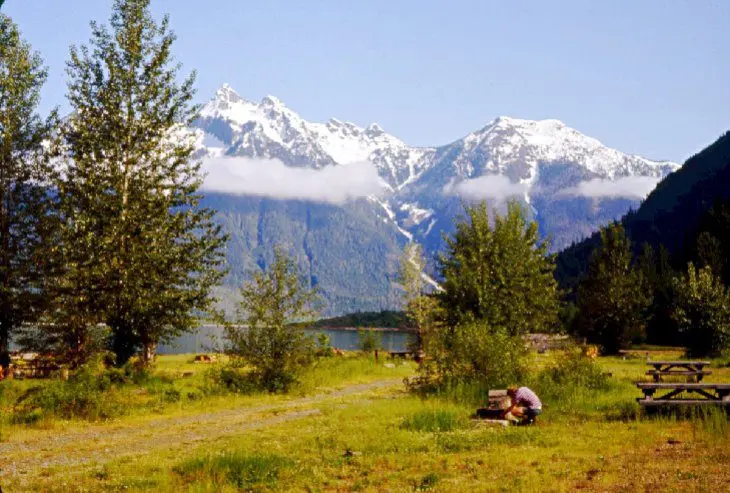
[
  {"xmin": 309, "ymin": 326, "xmax": 417, "ymax": 333},
  {"xmin": 196, "ymin": 324, "xmax": 417, "ymax": 333}
]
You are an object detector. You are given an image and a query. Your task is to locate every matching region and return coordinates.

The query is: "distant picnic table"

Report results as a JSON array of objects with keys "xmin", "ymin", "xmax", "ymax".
[
  {"xmin": 637, "ymin": 382, "xmax": 730, "ymax": 408},
  {"xmin": 646, "ymin": 360, "xmax": 711, "ymax": 382},
  {"xmin": 637, "ymin": 360, "xmax": 730, "ymax": 410}
]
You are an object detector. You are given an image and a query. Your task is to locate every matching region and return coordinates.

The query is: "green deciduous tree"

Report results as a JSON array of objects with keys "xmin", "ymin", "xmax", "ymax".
[
  {"xmin": 414, "ymin": 201, "xmax": 555, "ymax": 388},
  {"xmin": 673, "ymin": 263, "xmax": 730, "ymax": 357},
  {"xmin": 0, "ymin": 14, "xmax": 58, "ymax": 371},
  {"xmin": 57, "ymin": 0, "xmax": 227, "ymax": 365},
  {"xmin": 437, "ymin": 200, "xmax": 560, "ymax": 334},
  {"xmin": 575, "ymin": 223, "xmax": 651, "ymax": 354},
  {"xmin": 225, "ymin": 248, "xmax": 319, "ymax": 392},
  {"xmin": 398, "ymin": 243, "xmax": 439, "ymax": 353},
  {"xmin": 357, "ymin": 328, "xmax": 382, "ymax": 354}
]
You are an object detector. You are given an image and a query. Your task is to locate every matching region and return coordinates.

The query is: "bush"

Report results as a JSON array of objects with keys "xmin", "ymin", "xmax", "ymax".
[
  {"xmin": 207, "ymin": 366, "xmax": 258, "ymax": 394},
  {"xmin": 416, "ymin": 322, "xmax": 527, "ymax": 393},
  {"xmin": 11, "ymin": 357, "xmax": 179, "ymax": 422},
  {"xmin": 357, "ymin": 329, "xmax": 382, "ymax": 353},
  {"xmin": 539, "ymin": 348, "xmax": 610, "ymax": 391},
  {"xmin": 529, "ymin": 347, "xmax": 614, "ymax": 416},
  {"xmin": 174, "ymin": 452, "xmax": 292, "ymax": 490},
  {"xmin": 314, "ymin": 332, "xmax": 334, "ymax": 357},
  {"xmin": 225, "ymin": 249, "xmax": 319, "ymax": 393},
  {"xmin": 13, "ymin": 364, "xmax": 127, "ymax": 422}
]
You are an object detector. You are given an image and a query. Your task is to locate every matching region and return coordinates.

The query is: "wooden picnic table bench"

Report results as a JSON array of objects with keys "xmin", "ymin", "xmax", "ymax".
[
  {"xmin": 645, "ymin": 360, "xmax": 712, "ymax": 382},
  {"xmin": 636, "ymin": 382, "xmax": 730, "ymax": 408}
]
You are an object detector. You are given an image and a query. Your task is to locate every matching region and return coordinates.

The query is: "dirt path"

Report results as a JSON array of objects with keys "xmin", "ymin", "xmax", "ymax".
[{"xmin": 0, "ymin": 378, "xmax": 403, "ymax": 483}]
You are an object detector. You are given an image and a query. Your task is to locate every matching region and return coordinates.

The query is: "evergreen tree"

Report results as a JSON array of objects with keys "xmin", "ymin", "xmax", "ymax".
[
  {"xmin": 575, "ymin": 223, "xmax": 651, "ymax": 354},
  {"xmin": 688, "ymin": 200, "xmax": 730, "ymax": 285},
  {"xmin": 639, "ymin": 244, "xmax": 680, "ymax": 345},
  {"xmin": 58, "ymin": 0, "xmax": 227, "ymax": 365},
  {"xmin": 437, "ymin": 200, "xmax": 560, "ymax": 334},
  {"xmin": 225, "ymin": 248, "xmax": 319, "ymax": 392},
  {"xmin": 0, "ymin": 14, "xmax": 57, "ymax": 371},
  {"xmin": 673, "ymin": 263, "xmax": 730, "ymax": 357}
]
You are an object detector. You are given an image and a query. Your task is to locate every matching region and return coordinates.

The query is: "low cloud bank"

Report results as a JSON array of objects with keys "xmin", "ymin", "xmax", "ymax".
[
  {"xmin": 201, "ymin": 157, "xmax": 384, "ymax": 204},
  {"xmin": 559, "ymin": 176, "xmax": 660, "ymax": 199},
  {"xmin": 443, "ymin": 174, "xmax": 527, "ymax": 201}
]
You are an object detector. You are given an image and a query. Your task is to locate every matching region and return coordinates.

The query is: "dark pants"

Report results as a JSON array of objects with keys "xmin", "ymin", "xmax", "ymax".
[{"xmin": 525, "ymin": 408, "xmax": 542, "ymax": 423}]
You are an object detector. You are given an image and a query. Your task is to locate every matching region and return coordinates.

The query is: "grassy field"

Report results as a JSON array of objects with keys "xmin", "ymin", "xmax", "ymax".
[{"xmin": 1, "ymin": 349, "xmax": 729, "ymax": 492}]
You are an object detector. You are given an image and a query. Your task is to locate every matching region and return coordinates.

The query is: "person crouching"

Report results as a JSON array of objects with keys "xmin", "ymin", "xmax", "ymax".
[{"xmin": 503, "ymin": 386, "xmax": 542, "ymax": 425}]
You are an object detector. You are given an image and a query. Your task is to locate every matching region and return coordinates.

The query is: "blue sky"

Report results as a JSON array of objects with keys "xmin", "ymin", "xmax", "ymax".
[{"xmin": 5, "ymin": 0, "xmax": 728, "ymax": 162}]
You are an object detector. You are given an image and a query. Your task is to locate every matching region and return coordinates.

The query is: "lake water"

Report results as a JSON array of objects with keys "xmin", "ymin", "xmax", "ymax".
[{"xmin": 157, "ymin": 325, "xmax": 414, "ymax": 354}]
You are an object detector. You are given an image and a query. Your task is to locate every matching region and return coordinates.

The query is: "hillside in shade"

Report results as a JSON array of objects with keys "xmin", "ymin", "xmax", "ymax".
[{"xmin": 556, "ymin": 131, "xmax": 730, "ymax": 291}]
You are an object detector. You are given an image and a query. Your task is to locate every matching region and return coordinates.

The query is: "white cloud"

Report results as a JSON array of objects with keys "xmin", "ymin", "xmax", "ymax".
[
  {"xmin": 559, "ymin": 176, "xmax": 660, "ymax": 199},
  {"xmin": 201, "ymin": 157, "xmax": 385, "ymax": 204},
  {"xmin": 443, "ymin": 174, "xmax": 527, "ymax": 201}
]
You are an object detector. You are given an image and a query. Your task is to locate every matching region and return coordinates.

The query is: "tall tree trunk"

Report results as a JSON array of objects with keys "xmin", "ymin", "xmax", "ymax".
[
  {"xmin": 142, "ymin": 341, "xmax": 156, "ymax": 365},
  {"xmin": 0, "ymin": 188, "xmax": 11, "ymax": 374},
  {"xmin": 0, "ymin": 321, "xmax": 10, "ymax": 375}
]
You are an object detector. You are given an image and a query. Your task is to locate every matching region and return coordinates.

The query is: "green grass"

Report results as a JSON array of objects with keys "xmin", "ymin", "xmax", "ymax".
[
  {"xmin": 400, "ymin": 407, "xmax": 469, "ymax": 432},
  {"xmin": 174, "ymin": 452, "xmax": 293, "ymax": 490},
  {"xmin": 3, "ymin": 348, "xmax": 730, "ymax": 492}
]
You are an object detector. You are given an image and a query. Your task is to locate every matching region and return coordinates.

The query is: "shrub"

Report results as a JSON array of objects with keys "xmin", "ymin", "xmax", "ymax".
[
  {"xmin": 207, "ymin": 366, "xmax": 257, "ymax": 394},
  {"xmin": 314, "ymin": 332, "xmax": 334, "ymax": 357},
  {"xmin": 530, "ymin": 347, "xmax": 614, "ymax": 415},
  {"xmin": 417, "ymin": 322, "xmax": 527, "ymax": 393},
  {"xmin": 11, "ymin": 357, "xmax": 176, "ymax": 422},
  {"xmin": 225, "ymin": 249, "xmax": 319, "ymax": 392},
  {"xmin": 13, "ymin": 365, "xmax": 127, "ymax": 422},
  {"xmin": 357, "ymin": 329, "xmax": 382, "ymax": 353},
  {"xmin": 539, "ymin": 348, "xmax": 610, "ymax": 391},
  {"xmin": 174, "ymin": 452, "xmax": 292, "ymax": 490}
]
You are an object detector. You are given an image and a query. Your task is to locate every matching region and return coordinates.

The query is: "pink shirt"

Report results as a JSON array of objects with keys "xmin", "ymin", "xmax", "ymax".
[{"xmin": 514, "ymin": 387, "xmax": 542, "ymax": 409}]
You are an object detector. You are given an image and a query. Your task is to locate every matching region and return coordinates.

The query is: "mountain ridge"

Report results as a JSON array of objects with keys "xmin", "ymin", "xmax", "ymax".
[{"xmin": 193, "ymin": 84, "xmax": 681, "ymax": 315}]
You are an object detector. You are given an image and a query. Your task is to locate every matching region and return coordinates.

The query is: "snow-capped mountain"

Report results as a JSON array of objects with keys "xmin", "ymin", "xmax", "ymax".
[
  {"xmin": 196, "ymin": 84, "xmax": 677, "ymax": 246},
  {"xmin": 197, "ymin": 84, "xmax": 433, "ymax": 189},
  {"xmin": 195, "ymin": 84, "xmax": 680, "ymax": 314}
]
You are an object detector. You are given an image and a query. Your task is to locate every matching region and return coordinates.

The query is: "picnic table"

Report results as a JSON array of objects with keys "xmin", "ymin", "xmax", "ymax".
[
  {"xmin": 636, "ymin": 382, "xmax": 730, "ymax": 408},
  {"xmin": 475, "ymin": 389, "xmax": 509, "ymax": 419},
  {"xmin": 645, "ymin": 360, "xmax": 711, "ymax": 382}
]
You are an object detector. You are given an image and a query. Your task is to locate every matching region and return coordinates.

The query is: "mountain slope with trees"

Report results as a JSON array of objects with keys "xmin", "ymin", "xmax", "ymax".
[{"xmin": 557, "ymin": 131, "xmax": 730, "ymax": 292}]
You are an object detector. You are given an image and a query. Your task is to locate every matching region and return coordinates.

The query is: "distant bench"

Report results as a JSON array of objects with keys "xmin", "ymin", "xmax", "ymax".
[
  {"xmin": 9, "ymin": 352, "xmax": 61, "ymax": 379},
  {"xmin": 388, "ymin": 350, "xmax": 424, "ymax": 363},
  {"xmin": 646, "ymin": 360, "xmax": 711, "ymax": 382},
  {"xmin": 637, "ymin": 382, "xmax": 730, "ymax": 408}
]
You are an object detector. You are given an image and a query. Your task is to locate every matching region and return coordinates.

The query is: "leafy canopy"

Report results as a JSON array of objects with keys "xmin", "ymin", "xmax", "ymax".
[
  {"xmin": 225, "ymin": 248, "xmax": 320, "ymax": 392},
  {"xmin": 57, "ymin": 0, "xmax": 227, "ymax": 365},
  {"xmin": 437, "ymin": 200, "xmax": 560, "ymax": 334},
  {"xmin": 575, "ymin": 223, "xmax": 651, "ymax": 354},
  {"xmin": 673, "ymin": 263, "xmax": 730, "ymax": 357},
  {"xmin": 0, "ymin": 13, "xmax": 58, "ymax": 368}
]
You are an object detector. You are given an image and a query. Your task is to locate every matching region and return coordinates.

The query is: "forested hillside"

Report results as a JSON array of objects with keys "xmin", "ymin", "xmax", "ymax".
[{"xmin": 557, "ymin": 131, "xmax": 730, "ymax": 291}]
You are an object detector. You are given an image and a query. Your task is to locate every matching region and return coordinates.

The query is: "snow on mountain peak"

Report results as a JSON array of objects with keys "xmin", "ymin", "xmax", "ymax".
[
  {"xmin": 197, "ymin": 85, "xmax": 678, "ymax": 194},
  {"xmin": 365, "ymin": 123, "xmax": 385, "ymax": 137},
  {"xmin": 215, "ymin": 83, "xmax": 243, "ymax": 103},
  {"xmin": 196, "ymin": 84, "xmax": 433, "ymax": 188},
  {"xmin": 261, "ymin": 94, "xmax": 285, "ymax": 108},
  {"xmin": 455, "ymin": 115, "xmax": 676, "ymax": 182}
]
